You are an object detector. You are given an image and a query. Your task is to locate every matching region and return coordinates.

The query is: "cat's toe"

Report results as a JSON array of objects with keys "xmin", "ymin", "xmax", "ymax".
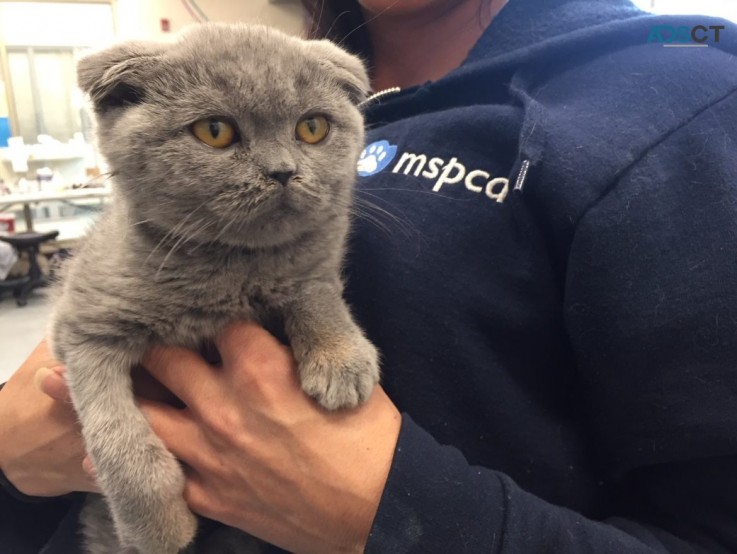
[
  {"xmin": 119, "ymin": 498, "xmax": 197, "ymax": 554},
  {"xmin": 299, "ymin": 337, "xmax": 380, "ymax": 410},
  {"xmin": 111, "ymin": 449, "xmax": 198, "ymax": 554}
]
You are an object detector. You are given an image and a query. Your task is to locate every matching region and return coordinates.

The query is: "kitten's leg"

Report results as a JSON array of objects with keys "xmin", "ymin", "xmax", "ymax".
[
  {"xmin": 284, "ymin": 283, "xmax": 380, "ymax": 410},
  {"xmin": 62, "ymin": 344, "xmax": 197, "ymax": 554},
  {"xmin": 80, "ymin": 495, "xmax": 137, "ymax": 554}
]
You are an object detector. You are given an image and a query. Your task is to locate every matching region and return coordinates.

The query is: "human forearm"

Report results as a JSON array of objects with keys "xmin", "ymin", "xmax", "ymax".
[
  {"xmin": 367, "ymin": 415, "xmax": 729, "ymax": 553},
  {"xmin": 0, "ymin": 341, "xmax": 97, "ymax": 497}
]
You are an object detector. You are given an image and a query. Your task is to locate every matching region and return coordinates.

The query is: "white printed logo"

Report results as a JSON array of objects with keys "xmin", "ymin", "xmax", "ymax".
[
  {"xmin": 357, "ymin": 140, "xmax": 398, "ymax": 176},
  {"xmin": 392, "ymin": 152, "xmax": 509, "ymax": 203},
  {"xmin": 357, "ymin": 140, "xmax": 509, "ymax": 203}
]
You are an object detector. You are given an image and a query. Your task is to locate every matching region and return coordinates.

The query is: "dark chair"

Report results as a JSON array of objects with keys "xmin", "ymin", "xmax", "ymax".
[{"xmin": 0, "ymin": 231, "xmax": 59, "ymax": 306}]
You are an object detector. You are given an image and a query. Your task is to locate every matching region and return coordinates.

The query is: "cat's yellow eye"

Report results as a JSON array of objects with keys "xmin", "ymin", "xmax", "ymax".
[
  {"xmin": 191, "ymin": 118, "xmax": 237, "ymax": 149},
  {"xmin": 295, "ymin": 115, "xmax": 330, "ymax": 145}
]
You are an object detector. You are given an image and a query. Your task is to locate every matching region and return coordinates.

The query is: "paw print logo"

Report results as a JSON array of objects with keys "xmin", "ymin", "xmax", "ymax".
[{"xmin": 357, "ymin": 140, "xmax": 398, "ymax": 177}]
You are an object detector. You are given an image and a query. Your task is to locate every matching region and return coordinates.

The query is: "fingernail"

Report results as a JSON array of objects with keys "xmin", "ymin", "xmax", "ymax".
[
  {"xmin": 82, "ymin": 457, "xmax": 97, "ymax": 479},
  {"xmin": 33, "ymin": 367, "xmax": 54, "ymax": 392},
  {"xmin": 49, "ymin": 365, "xmax": 66, "ymax": 375}
]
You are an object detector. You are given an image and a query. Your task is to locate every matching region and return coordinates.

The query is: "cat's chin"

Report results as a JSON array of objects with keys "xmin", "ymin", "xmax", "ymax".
[
  {"xmin": 215, "ymin": 236, "xmax": 299, "ymax": 251},
  {"xmin": 216, "ymin": 221, "xmax": 312, "ymax": 250}
]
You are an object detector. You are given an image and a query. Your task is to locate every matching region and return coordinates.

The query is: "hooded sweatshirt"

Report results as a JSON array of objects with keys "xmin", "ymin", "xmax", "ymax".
[
  {"xmin": 3, "ymin": 1, "xmax": 737, "ymax": 552},
  {"xmin": 347, "ymin": 0, "xmax": 737, "ymax": 552}
]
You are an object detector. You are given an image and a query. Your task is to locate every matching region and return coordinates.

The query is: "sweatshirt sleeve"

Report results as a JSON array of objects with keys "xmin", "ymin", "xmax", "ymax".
[
  {"xmin": 0, "ymin": 487, "xmax": 81, "ymax": 553},
  {"xmin": 0, "ymin": 382, "xmax": 83, "ymax": 552},
  {"xmin": 367, "ymin": 416, "xmax": 737, "ymax": 553},
  {"xmin": 366, "ymin": 93, "xmax": 737, "ymax": 553}
]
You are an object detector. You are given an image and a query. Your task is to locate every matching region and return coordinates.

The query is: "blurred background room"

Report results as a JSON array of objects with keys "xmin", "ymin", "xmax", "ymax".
[
  {"xmin": 0, "ymin": 0, "xmax": 734, "ymax": 380},
  {"xmin": 0, "ymin": 0, "xmax": 305, "ymax": 378}
]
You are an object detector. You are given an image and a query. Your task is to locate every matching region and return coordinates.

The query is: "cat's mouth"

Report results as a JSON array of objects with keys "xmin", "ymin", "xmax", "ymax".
[
  {"xmin": 225, "ymin": 185, "xmax": 300, "ymax": 223},
  {"xmin": 205, "ymin": 180, "xmax": 329, "ymax": 249},
  {"xmin": 214, "ymin": 178, "xmax": 325, "ymax": 233},
  {"xmin": 259, "ymin": 180, "xmax": 322, "ymax": 211}
]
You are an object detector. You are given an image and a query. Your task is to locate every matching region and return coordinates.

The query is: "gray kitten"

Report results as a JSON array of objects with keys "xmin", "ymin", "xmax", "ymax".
[{"xmin": 49, "ymin": 23, "xmax": 379, "ymax": 554}]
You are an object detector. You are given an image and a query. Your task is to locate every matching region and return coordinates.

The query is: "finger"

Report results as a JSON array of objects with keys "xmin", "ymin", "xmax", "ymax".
[
  {"xmin": 34, "ymin": 366, "xmax": 71, "ymax": 403},
  {"xmin": 81, "ymin": 456, "xmax": 102, "ymax": 494},
  {"xmin": 131, "ymin": 365, "xmax": 182, "ymax": 405},
  {"xmin": 215, "ymin": 320, "xmax": 290, "ymax": 375},
  {"xmin": 139, "ymin": 400, "xmax": 205, "ymax": 467},
  {"xmin": 143, "ymin": 346, "xmax": 215, "ymax": 408},
  {"xmin": 82, "ymin": 456, "xmax": 97, "ymax": 480},
  {"xmin": 182, "ymin": 472, "xmax": 219, "ymax": 521}
]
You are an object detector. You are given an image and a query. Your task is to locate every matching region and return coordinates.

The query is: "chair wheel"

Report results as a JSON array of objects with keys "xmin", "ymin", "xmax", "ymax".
[{"xmin": 16, "ymin": 297, "xmax": 28, "ymax": 307}]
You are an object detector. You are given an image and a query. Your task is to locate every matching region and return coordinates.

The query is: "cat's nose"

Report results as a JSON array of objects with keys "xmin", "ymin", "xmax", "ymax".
[{"xmin": 269, "ymin": 171, "xmax": 294, "ymax": 186}]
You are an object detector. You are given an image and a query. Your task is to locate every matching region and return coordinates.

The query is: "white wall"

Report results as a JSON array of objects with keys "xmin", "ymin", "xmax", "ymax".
[
  {"xmin": 0, "ymin": 0, "xmax": 306, "ymax": 47},
  {"xmin": 115, "ymin": 0, "xmax": 307, "ymax": 41},
  {"xmin": 0, "ymin": 2, "xmax": 115, "ymax": 47},
  {"xmin": 632, "ymin": 0, "xmax": 737, "ymax": 20}
]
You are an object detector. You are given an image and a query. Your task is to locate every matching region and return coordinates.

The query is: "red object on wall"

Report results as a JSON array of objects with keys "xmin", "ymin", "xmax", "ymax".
[
  {"xmin": 160, "ymin": 18, "xmax": 171, "ymax": 32},
  {"xmin": 0, "ymin": 214, "xmax": 15, "ymax": 235}
]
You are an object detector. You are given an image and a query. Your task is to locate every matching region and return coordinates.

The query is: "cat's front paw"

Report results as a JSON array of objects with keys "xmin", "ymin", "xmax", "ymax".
[
  {"xmin": 112, "ymin": 450, "xmax": 198, "ymax": 554},
  {"xmin": 298, "ymin": 334, "xmax": 380, "ymax": 410},
  {"xmin": 120, "ymin": 498, "xmax": 197, "ymax": 554}
]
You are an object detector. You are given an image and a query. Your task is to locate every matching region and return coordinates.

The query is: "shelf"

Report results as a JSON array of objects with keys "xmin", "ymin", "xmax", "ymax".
[
  {"xmin": 0, "ymin": 146, "xmax": 88, "ymax": 163},
  {"xmin": 0, "ymin": 189, "xmax": 110, "ymax": 205}
]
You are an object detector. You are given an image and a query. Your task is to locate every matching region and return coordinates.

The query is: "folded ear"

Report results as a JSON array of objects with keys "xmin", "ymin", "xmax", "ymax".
[
  {"xmin": 77, "ymin": 42, "xmax": 167, "ymax": 112},
  {"xmin": 309, "ymin": 40, "xmax": 371, "ymax": 105}
]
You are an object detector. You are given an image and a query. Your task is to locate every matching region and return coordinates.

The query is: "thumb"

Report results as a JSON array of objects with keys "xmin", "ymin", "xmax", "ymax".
[{"xmin": 34, "ymin": 366, "xmax": 72, "ymax": 403}]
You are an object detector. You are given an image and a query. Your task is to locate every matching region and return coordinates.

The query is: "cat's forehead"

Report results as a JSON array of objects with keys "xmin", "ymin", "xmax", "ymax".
[
  {"xmin": 179, "ymin": 25, "xmax": 312, "ymax": 70},
  {"xmin": 165, "ymin": 25, "xmax": 336, "ymax": 110}
]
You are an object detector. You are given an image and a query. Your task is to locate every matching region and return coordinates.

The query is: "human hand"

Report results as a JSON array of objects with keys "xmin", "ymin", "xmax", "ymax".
[
  {"xmin": 0, "ymin": 340, "xmax": 99, "ymax": 496},
  {"xmin": 140, "ymin": 322, "xmax": 401, "ymax": 554}
]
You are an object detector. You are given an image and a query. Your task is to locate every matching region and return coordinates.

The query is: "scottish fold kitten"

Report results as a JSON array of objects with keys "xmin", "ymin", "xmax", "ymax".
[{"xmin": 49, "ymin": 23, "xmax": 379, "ymax": 553}]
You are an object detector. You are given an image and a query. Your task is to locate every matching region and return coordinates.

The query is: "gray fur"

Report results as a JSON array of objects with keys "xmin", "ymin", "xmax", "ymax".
[{"xmin": 50, "ymin": 23, "xmax": 378, "ymax": 553}]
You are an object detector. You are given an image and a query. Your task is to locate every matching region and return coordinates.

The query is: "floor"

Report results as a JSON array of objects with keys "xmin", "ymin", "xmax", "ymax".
[
  {"xmin": 0, "ymin": 211, "xmax": 96, "ymax": 382},
  {"xmin": 0, "ymin": 288, "xmax": 53, "ymax": 382}
]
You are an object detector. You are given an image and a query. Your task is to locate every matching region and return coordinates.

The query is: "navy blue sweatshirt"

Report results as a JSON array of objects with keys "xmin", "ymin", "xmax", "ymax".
[
  {"xmin": 348, "ymin": 0, "xmax": 737, "ymax": 552},
  {"xmin": 3, "ymin": 1, "xmax": 737, "ymax": 552}
]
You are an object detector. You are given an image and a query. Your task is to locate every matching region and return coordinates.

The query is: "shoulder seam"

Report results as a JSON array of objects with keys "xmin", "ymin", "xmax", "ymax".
[{"xmin": 572, "ymin": 83, "xmax": 737, "ymax": 231}]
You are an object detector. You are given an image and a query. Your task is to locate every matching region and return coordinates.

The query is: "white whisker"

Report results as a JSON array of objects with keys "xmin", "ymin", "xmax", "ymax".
[{"xmin": 144, "ymin": 198, "xmax": 211, "ymax": 266}]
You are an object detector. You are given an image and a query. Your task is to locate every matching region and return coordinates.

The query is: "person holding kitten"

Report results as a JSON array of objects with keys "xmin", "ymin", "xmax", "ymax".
[{"xmin": 2, "ymin": 0, "xmax": 737, "ymax": 552}]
